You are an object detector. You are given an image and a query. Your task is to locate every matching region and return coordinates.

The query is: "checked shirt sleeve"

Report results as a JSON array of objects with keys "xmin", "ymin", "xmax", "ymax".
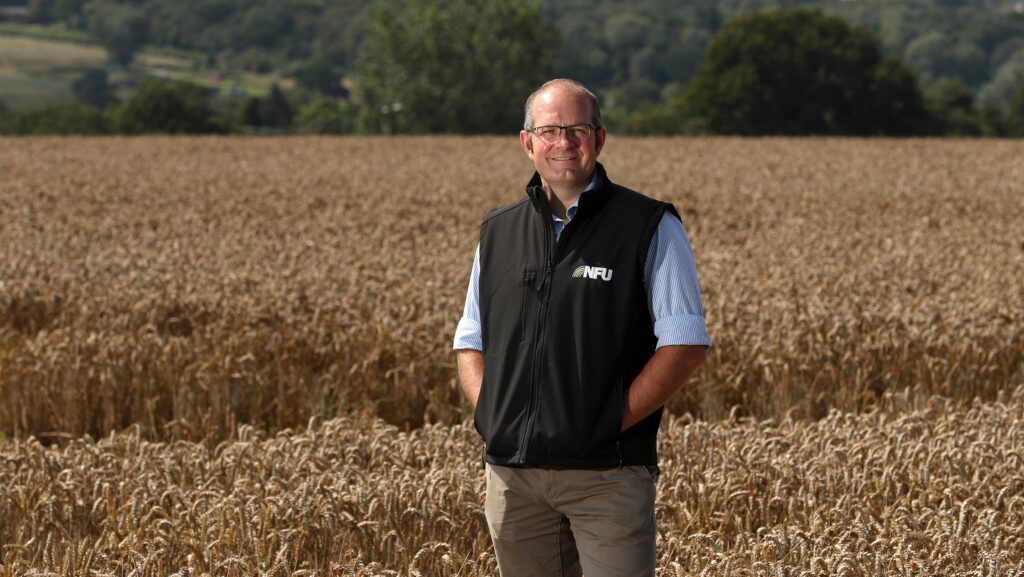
[{"xmin": 645, "ymin": 213, "xmax": 713, "ymax": 350}]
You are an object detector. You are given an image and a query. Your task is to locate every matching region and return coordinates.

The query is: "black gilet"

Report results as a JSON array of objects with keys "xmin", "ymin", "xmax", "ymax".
[{"xmin": 475, "ymin": 162, "xmax": 678, "ymax": 467}]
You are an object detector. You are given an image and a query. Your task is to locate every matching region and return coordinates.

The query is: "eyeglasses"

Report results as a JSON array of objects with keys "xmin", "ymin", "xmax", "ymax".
[{"xmin": 527, "ymin": 123, "xmax": 598, "ymax": 144}]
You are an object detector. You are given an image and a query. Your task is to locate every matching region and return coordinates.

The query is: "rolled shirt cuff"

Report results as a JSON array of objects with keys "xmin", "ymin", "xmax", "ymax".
[
  {"xmin": 452, "ymin": 317, "xmax": 483, "ymax": 351},
  {"xmin": 654, "ymin": 313, "xmax": 712, "ymax": 350}
]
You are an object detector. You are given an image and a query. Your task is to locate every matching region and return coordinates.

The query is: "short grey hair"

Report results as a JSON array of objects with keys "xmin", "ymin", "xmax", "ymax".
[{"xmin": 523, "ymin": 78, "xmax": 602, "ymax": 131}]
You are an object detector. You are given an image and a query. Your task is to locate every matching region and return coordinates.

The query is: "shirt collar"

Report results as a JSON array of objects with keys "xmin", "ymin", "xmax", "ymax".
[{"xmin": 553, "ymin": 171, "xmax": 599, "ymax": 223}]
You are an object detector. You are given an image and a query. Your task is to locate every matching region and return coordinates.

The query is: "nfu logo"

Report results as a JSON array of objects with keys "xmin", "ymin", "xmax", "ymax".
[{"xmin": 572, "ymin": 265, "xmax": 613, "ymax": 281}]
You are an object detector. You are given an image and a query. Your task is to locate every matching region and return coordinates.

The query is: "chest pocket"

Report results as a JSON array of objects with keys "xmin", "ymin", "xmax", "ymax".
[{"xmin": 483, "ymin": 263, "xmax": 542, "ymax": 353}]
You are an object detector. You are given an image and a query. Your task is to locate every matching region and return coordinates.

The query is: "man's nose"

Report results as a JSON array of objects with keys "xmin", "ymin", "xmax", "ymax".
[{"xmin": 557, "ymin": 128, "xmax": 579, "ymax": 146}]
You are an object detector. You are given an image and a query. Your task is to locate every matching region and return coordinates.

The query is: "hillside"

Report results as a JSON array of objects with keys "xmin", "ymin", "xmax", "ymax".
[{"xmin": 2, "ymin": 0, "xmax": 1023, "ymax": 112}]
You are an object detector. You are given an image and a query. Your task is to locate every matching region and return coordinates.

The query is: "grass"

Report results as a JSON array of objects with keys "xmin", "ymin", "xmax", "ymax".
[
  {"xmin": 0, "ymin": 27, "xmax": 289, "ymax": 109},
  {"xmin": 0, "ymin": 33, "xmax": 106, "ymax": 71},
  {"xmin": 0, "ymin": 21, "xmax": 94, "ymax": 44}
]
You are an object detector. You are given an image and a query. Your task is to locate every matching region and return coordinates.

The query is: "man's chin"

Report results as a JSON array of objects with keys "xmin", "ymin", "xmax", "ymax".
[{"xmin": 544, "ymin": 168, "xmax": 589, "ymax": 186}]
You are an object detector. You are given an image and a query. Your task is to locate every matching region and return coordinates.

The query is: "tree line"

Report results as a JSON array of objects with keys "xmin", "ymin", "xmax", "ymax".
[{"xmin": 4, "ymin": 0, "xmax": 1024, "ymax": 136}]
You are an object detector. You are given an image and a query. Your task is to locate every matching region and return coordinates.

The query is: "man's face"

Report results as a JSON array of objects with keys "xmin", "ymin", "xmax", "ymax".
[{"xmin": 519, "ymin": 88, "xmax": 606, "ymax": 192}]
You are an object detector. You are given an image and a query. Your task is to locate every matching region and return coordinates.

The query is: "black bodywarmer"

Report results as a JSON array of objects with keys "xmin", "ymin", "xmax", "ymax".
[{"xmin": 475, "ymin": 163, "xmax": 678, "ymax": 467}]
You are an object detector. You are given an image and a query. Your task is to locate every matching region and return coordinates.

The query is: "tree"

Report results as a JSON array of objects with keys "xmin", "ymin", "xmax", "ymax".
[
  {"xmin": 117, "ymin": 79, "xmax": 222, "ymax": 134},
  {"xmin": 682, "ymin": 8, "xmax": 926, "ymax": 135},
  {"xmin": 71, "ymin": 69, "xmax": 118, "ymax": 108},
  {"xmin": 1008, "ymin": 83, "xmax": 1024, "ymax": 137},
  {"xmin": 237, "ymin": 84, "xmax": 293, "ymax": 130},
  {"xmin": 978, "ymin": 48, "xmax": 1024, "ymax": 107},
  {"xmin": 85, "ymin": 0, "xmax": 150, "ymax": 67},
  {"xmin": 18, "ymin": 102, "xmax": 109, "ymax": 135},
  {"xmin": 295, "ymin": 96, "xmax": 356, "ymax": 134},
  {"xmin": 0, "ymin": 99, "xmax": 16, "ymax": 134},
  {"xmin": 293, "ymin": 59, "xmax": 349, "ymax": 97},
  {"xmin": 867, "ymin": 54, "xmax": 929, "ymax": 137},
  {"xmin": 924, "ymin": 78, "xmax": 979, "ymax": 136},
  {"xmin": 904, "ymin": 32, "xmax": 952, "ymax": 87},
  {"xmin": 356, "ymin": 0, "xmax": 557, "ymax": 134},
  {"xmin": 27, "ymin": 0, "xmax": 87, "ymax": 25}
]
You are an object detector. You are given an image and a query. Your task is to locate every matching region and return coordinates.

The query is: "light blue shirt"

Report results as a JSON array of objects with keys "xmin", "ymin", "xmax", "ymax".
[{"xmin": 453, "ymin": 179, "xmax": 712, "ymax": 351}]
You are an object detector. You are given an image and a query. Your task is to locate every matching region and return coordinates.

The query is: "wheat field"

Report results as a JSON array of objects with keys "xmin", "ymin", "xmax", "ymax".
[
  {"xmin": 1, "ymin": 136, "xmax": 1023, "ymax": 575},
  {"xmin": 1, "ymin": 389, "xmax": 1022, "ymax": 576},
  {"xmin": 2, "ymin": 137, "xmax": 1022, "ymax": 440}
]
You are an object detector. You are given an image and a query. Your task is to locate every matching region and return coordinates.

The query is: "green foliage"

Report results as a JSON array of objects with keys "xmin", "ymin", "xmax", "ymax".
[
  {"xmin": 543, "ymin": 0, "xmax": 721, "ymax": 91},
  {"xmin": 293, "ymin": 58, "xmax": 348, "ymax": 98},
  {"xmin": 294, "ymin": 96, "xmax": 356, "ymax": 134},
  {"xmin": 71, "ymin": 68, "xmax": 117, "ymax": 108},
  {"xmin": 870, "ymin": 54, "xmax": 929, "ymax": 137},
  {"xmin": 0, "ymin": 99, "xmax": 15, "ymax": 134},
  {"xmin": 237, "ymin": 84, "xmax": 293, "ymax": 130},
  {"xmin": 18, "ymin": 102, "xmax": 109, "ymax": 134},
  {"xmin": 904, "ymin": 32, "xmax": 953, "ymax": 86},
  {"xmin": 116, "ymin": 79, "xmax": 222, "ymax": 134},
  {"xmin": 141, "ymin": 0, "xmax": 370, "ymax": 75},
  {"xmin": 682, "ymin": 8, "xmax": 926, "ymax": 135},
  {"xmin": 7, "ymin": 0, "xmax": 1024, "ymax": 137},
  {"xmin": 925, "ymin": 77, "xmax": 979, "ymax": 135},
  {"xmin": 27, "ymin": 0, "xmax": 87, "ymax": 25},
  {"xmin": 356, "ymin": 0, "xmax": 557, "ymax": 134},
  {"xmin": 902, "ymin": 33, "xmax": 986, "ymax": 88},
  {"xmin": 85, "ymin": 0, "xmax": 150, "ymax": 67},
  {"xmin": 978, "ymin": 47, "xmax": 1024, "ymax": 106},
  {"xmin": 606, "ymin": 102, "xmax": 685, "ymax": 136},
  {"xmin": 1008, "ymin": 82, "xmax": 1024, "ymax": 137}
]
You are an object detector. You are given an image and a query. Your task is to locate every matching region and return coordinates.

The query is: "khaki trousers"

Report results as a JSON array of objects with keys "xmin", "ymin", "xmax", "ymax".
[{"xmin": 484, "ymin": 463, "xmax": 658, "ymax": 577}]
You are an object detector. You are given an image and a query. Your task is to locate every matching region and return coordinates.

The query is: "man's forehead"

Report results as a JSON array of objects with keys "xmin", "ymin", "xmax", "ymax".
[{"xmin": 532, "ymin": 88, "xmax": 592, "ymax": 120}]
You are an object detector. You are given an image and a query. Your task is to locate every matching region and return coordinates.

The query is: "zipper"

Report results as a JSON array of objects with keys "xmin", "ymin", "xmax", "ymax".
[
  {"xmin": 517, "ymin": 210, "xmax": 579, "ymax": 464},
  {"xmin": 519, "ymin": 269, "xmax": 535, "ymax": 338}
]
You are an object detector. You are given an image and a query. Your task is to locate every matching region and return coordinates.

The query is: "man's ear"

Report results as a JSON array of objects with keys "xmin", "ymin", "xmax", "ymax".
[{"xmin": 520, "ymin": 130, "xmax": 534, "ymax": 157}]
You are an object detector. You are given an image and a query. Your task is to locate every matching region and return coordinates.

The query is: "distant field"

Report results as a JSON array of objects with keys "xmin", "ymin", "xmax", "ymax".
[
  {"xmin": 0, "ymin": 29, "xmax": 283, "ymax": 108},
  {"xmin": 1, "ymin": 137, "xmax": 1022, "ymax": 443},
  {"xmin": 0, "ymin": 33, "xmax": 106, "ymax": 69}
]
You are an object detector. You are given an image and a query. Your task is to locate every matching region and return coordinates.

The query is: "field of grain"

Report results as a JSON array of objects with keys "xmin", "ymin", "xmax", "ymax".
[
  {"xmin": 2, "ymin": 137, "xmax": 1022, "ymax": 441},
  {"xmin": 1, "ymin": 136, "xmax": 1023, "ymax": 574},
  {"xmin": 1, "ymin": 388, "xmax": 1022, "ymax": 576}
]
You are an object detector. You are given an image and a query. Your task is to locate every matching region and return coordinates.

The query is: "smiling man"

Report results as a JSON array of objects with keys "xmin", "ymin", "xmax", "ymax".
[{"xmin": 453, "ymin": 78, "xmax": 712, "ymax": 577}]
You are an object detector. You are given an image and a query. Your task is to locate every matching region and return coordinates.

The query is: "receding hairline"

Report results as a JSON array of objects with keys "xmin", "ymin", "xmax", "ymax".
[{"xmin": 523, "ymin": 79, "xmax": 601, "ymax": 130}]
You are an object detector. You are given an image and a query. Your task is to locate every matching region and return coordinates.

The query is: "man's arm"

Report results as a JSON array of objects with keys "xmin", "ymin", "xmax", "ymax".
[
  {"xmin": 453, "ymin": 243, "xmax": 484, "ymax": 410},
  {"xmin": 456, "ymin": 349, "xmax": 484, "ymax": 409},
  {"xmin": 621, "ymin": 344, "xmax": 705, "ymax": 431},
  {"xmin": 624, "ymin": 211, "xmax": 712, "ymax": 431}
]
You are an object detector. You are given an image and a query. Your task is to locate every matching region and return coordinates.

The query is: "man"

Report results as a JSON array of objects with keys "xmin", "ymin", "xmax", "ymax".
[{"xmin": 453, "ymin": 78, "xmax": 711, "ymax": 577}]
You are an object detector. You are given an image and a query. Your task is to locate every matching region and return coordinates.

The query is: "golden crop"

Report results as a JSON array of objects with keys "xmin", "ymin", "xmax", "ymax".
[
  {"xmin": 1, "ymin": 390, "xmax": 1022, "ymax": 575},
  {"xmin": 2, "ymin": 137, "xmax": 1021, "ymax": 440},
  {"xmin": 1, "ymin": 136, "xmax": 1022, "ymax": 574}
]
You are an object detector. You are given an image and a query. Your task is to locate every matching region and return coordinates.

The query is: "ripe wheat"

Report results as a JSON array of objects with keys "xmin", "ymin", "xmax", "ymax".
[
  {"xmin": 0, "ymin": 389, "xmax": 1022, "ymax": 575},
  {"xmin": 1, "ymin": 137, "xmax": 1021, "ymax": 440}
]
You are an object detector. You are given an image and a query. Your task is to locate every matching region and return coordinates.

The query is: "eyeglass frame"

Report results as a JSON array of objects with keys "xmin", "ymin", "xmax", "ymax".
[{"xmin": 526, "ymin": 123, "xmax": 602, "ymax": 144}]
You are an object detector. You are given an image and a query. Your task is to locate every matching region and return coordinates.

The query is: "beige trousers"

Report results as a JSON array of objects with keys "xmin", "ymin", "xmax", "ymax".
[{"xmin": 484, "ymin": 463, "xmax": 658, "ymax": 577}]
